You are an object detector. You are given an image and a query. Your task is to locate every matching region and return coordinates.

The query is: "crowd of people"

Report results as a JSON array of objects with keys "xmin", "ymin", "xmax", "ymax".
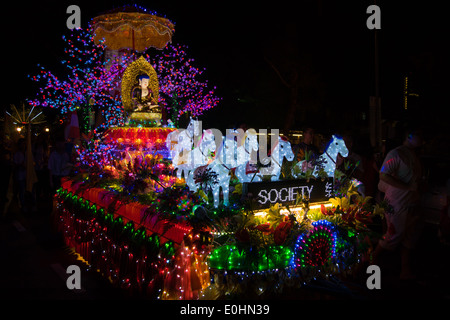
[{"xmin": 0, "ymin": 132, "xmax": 72, "ymax": 216}]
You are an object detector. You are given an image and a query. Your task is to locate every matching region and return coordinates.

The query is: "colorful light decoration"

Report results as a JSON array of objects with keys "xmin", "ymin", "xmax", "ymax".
[
  {"xmin": 55, "ymin": 150, "xmax": 378, "ymax": 298},
  {"xmin": 293, "ymin": 220, "xmax": 337, "ymax": 269},
  {"xmin": 91, "ymin": 5, "xmax": 175, "ymax": 52},
  {"xmin": 315, "ymin": 135, "xmax": 348, "ymax": 177},
  {"xmin": 161, "ymin": 233, "xmax": 211, "ymax": 300},
  {"xmin": 57, "ymin": 120, "xmax": 374, "ymax": 298},
  {"xmin": 54, "ymin": 188, "xmax": 177, "ymax": 295},
  {"xmin": 292, "ymin": 135, "xmax": 348, "ymax": 179},
  {"xmin": 28, "ymin": 28, "xmax": 126, "ymax": 128},
  {"xmin": 119, "ymin": 45, "xmax": 221, "ymax": 126},
  {"xmin": 153, "ymin": 43, "xmax": 221, "ymax": 122},
  {"xmin": 208, "ymin": 244, "xmax": 293, "ymax": 272},
  {"xmin": 34, "ymin": 10, "xmax": 380, "ymax": 299},
  {"xmin": 256, "ymin": 136, "xmax": 295, "ymax": 181},
  {"xmin": 29, "ymin": 30, "xmax": 220, "ymax": 129}
]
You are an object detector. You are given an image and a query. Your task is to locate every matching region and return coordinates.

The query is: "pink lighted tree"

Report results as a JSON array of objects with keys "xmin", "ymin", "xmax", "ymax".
[
  {"xmin": 152, "ymin": 43, "xmax": 221, "ymax": 124},
  {"xmin": 29, "ymin": 28, "xmax": 220, "ymax": 129},
  {"xmin": 28, "ymin": 28, "xmax": 126, "ymax": 128}
]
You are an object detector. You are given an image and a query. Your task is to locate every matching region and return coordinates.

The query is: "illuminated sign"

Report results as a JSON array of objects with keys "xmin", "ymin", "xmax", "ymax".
[{"xmin": 243, "ymin": 178, "xmax": 333, "ymax": 209}]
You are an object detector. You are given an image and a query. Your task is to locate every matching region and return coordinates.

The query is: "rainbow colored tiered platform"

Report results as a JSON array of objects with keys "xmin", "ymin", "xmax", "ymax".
[{"xmin": 104, "ymin": 127, "xmax": 176, "ymax": 155}]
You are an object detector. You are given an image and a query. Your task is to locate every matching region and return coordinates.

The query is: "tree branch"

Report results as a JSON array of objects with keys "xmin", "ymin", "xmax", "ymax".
[{"xmin": 264, "ymin": 56, "xmax": 292, "ymax": 88}]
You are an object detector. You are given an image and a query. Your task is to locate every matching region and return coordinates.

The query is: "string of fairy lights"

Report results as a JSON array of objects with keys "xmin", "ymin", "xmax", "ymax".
[
  {"xmin": 33, "ymin": 9, "xmax": 381, "ymax": 299},
  {"xmin": 28, "ymin": 28, "xmax": 220, "ymax": 129}
]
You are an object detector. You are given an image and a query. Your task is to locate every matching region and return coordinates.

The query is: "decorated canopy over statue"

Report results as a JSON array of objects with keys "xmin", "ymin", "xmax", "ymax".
[{"xmin": 91, "ymin": 6, "xmax": 175, "ymax": 52}]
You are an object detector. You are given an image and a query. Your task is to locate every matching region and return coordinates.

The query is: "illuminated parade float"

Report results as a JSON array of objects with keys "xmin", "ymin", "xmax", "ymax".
[{"xmin": 31, "ymin": 6, "xmax": 385, "ymax": 299}]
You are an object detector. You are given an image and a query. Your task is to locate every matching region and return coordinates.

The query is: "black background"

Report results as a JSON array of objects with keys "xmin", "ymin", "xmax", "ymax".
[{"xmin": 3, "ymin": 1, "xmax": 448, "ymax": 134}]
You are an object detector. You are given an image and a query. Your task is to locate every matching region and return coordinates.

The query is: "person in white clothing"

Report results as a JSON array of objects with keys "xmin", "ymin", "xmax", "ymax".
[{"xmin": 373, "ymin": 127, "xmax": 424, "ymax": 280}]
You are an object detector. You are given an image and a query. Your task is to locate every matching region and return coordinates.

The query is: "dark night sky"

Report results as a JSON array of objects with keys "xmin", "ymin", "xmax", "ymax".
[{"xmin": 3, "ymin": 0, "xmax": 449, "ymax": 134}]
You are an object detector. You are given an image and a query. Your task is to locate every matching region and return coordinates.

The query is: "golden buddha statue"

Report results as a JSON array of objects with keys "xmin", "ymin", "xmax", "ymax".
[
  {"xmin": 131, "ymin": 74, "xmax": 161, "ymax": 113},
  {"xmin": 122, "ymin": 57, "xmax": 162, "ymax": 127}
]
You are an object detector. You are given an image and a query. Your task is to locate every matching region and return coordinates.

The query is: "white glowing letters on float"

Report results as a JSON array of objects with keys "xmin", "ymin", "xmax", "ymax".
[{"xmin": 258, "ymin": 185, "xmax": 314, "ymax": 205}]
